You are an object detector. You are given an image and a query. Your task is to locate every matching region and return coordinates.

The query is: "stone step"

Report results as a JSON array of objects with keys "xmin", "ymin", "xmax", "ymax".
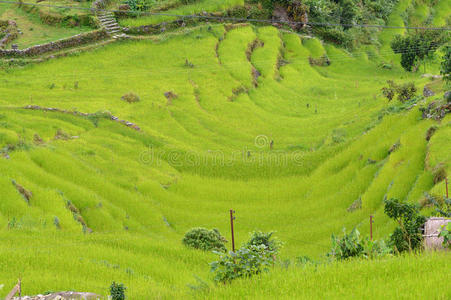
[
  {"xmin": 99, "ymin": 18, "xmax": 115, "ymax": 22},
  {"xmin": 106, "ymin": 26, "xmax": 120, "ymax": 30},
  {"xmin": 102, "ymin": 21, "xmax": 117, "ymax": 25}
]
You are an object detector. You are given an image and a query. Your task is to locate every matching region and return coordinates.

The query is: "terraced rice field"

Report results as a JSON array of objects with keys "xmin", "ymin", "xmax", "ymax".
[{"xmin": 0, "ymin": 0, "xmax": 450, "ymax": 298}]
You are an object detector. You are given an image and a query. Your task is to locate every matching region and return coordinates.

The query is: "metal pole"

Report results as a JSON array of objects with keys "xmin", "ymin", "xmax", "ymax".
[
  {"xmin": 230, "ymin": 209, "xmax": 235, "ymax": 252},
  {"xmin": 370, "ymin": 215, "xmax": 374, "ymax": 241}
]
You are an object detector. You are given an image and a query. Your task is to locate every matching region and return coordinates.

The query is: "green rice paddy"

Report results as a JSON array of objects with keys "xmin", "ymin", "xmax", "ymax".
[{"xmin": 0, "ymin": 0, "xmax": 450, "ymax": 298}]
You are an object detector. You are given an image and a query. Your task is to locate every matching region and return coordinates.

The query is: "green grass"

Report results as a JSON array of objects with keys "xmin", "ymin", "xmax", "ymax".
[
  {"xmin": 0, "ymin": 3, "xmax": 91, "ymax": 49},
  {"xmin": 0, "ymin": 0, "xmax": 450, "ymax": 298},
  {"xmin": 204, "ymin": 252, "xmax": 451, "ymax": 299},
  {"xmin": 119, "ymin": 0, "xmax": 244, "ymax": 27}
]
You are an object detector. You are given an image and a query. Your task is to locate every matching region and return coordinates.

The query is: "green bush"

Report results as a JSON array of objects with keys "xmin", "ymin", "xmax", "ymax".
[
  {"xmin": 182, "ymin": 228, "xmax": 227, "ymax": 252},
  {"xmin": 121, "ymin": 92, "xmax": 140, "ymax": 103},
  {"xmin": 110, "ymin": 282, "xmax": 126, "ymax": 300},
  {"xmin": 328, "ymin": 228, "xmax": 364, "ymax": 259},
  {"xmin": 210, "ymin": 244, "xmax": 275, "ymax": 283},
  {"xmin": 381, "ymin": 80, "xmax": 417, "ymax": 103},
  {"xmin": 441, "ymin": 46, "xmax": 451, "ymax": 85},
  {"xmin": 438, "ymin": 223, "xmax": 451, "ymax": 249},
  {"xmin": 209, "ymin": 230, "xmax": 282, "ymax": 283},
  {"xmin": 328, "ymin": 228, "xmax": 391, "ymax": 260},
  {"xmin": 243, "ymin": 231, "xmax": 282, "ymax": 253},
  {"xmin": 391, "ymin": 31, "xmax": 447, "ymax": 72},
  {"xmin": 124, "ymin": 0, "xmax": 155, "ymax": 11},
  {"xmin": 384, "ymin": 198, "xmax": 426, "ymax": 253}
]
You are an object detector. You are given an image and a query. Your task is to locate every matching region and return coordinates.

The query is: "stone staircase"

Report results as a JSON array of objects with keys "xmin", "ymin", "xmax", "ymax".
[{"xmin": 97, "ymin": 11, "xmax": 127, "ymax": 39}]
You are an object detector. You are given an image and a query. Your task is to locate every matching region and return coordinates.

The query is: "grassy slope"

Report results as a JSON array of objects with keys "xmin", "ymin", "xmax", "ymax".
[
  {"xmin": 205, "ymin": 252, "xmax": 451, "ymax": 299},
  {"xmin": 0, "ymin": 3, "xmax": 91, "ymax": 49},
  {"xmin": 119, "ymin": 0, "xmax": 244, "ymax": 27},
  {"xmin": 0, "ymin": 0, "xmax": 450, "ymax": 298}
]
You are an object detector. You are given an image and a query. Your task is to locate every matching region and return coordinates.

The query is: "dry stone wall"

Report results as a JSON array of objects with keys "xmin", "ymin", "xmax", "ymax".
[{"xmin": 0, "ymin": 30, "xmax": 107, "ymax": 58}]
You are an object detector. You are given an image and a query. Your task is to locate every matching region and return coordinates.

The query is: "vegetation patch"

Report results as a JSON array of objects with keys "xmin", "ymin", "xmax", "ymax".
[
  {"xmin": 121, "ymin": 92, "xmax": 140, "ymax": 103},
  {"xmin": 182, "ymin": 227, "xmax": 227, "ymax": 252}
]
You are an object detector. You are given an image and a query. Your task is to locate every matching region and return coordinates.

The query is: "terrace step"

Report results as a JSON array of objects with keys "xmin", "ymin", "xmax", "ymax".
[{"xmin": 95, "ymin": 9, "xmax": 122, "ymax": 37}]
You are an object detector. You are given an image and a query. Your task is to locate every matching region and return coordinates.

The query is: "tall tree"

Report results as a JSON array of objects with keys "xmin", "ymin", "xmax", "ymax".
[{"xmin": 391, "ymin": 30, "xmax": 447, "ymax": 72}]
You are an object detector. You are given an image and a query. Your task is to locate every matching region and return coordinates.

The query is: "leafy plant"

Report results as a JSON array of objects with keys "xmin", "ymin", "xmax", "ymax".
[
  {"xmin": 441, "ymin": 46, "xmax": 451, "ymax": 85},
  {"xmin": 121, "ymin": 92, "xmax": 140, "ymax": 103},
  {"xmin": 328, "ymin": 228, "xmax": 364, "ymax": 259},
  {"xmin": 391, "ymin": 31, "xmax": 447, "ymax": 72},
  {"xmin": 182, "ymin": 228, "xmax": 227, "ymax": 252},
  {"xmin": 243, "ymin": 231, "xmax": 282, "ymax": 253},
  {"xmin": 424, "ymin": 193, "xmax": 451, "ymax": 217},
  {"xmin": 381, "ymin": 80, "xmax": 417, "ymax": 102},
  {"xmin": 438, "ymin": 222, "xmax": 451, "ymax": 249},
  {"xmin": 384, "ymin": 198, "xmax": 426, "ymax": 253},
  {"xmin": 124, "ymin": 0, "xmax": 154, "ymax": 11},
  {"xmin": 382, "ymin": 80, "xmax": 396, "ymax": 101},
  {"xmin": 110, "ymin": 282, "xmax": 126, "ymax": 300},
  {"xmin": 210, "ymin": 244, "xmax": 275, "ymax": 283}
]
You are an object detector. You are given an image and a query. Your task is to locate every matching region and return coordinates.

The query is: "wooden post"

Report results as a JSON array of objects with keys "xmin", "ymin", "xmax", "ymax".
[
  {"xmin": 446, "ymin": 177, "xmax": 448, "ymax": 199},
  {"xmin": 370, "ymin": 215, "xmax": 374, "ymax": 241},
  {"xmin": 230, "ymin": 210, "xmax": 235, "ymax": 252}
]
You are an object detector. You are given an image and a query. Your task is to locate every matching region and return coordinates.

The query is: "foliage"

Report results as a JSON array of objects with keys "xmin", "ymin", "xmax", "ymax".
[
  {"xmin": 441, "ymin": 46, "xmax": 451, "ymax": 85},
  {"xmin": 438, "ymin": 223, "xmax": 451, "ymax": 249},
  {"xmin": 384, "ymin": 198, "xmax": 426, "ymax": 253},
  {"xmin": 121, "ymin": 92, "xmax": 140, "ymax": 103},
  {"xmin": 243, "ymin": 231, "xmax": 282, "ymax": 253},
  {"xmin": 425, "ymin": 193, "xmax": 451, "ymax": 217},
  {"xmin": 382, "ymin": 80, "xmax": 396, "ymax": 101},
  {"xmin": 210, "ymin": 230, "xmax": 282, "ymax": 283},
  {"xmin": 183, "ymin": 228, "xmax": 227, "ymax": 252},
  {"xmin": 396, "ymin": 82, "xmax": 417, "ymax": 103},
  {"xmin": 124, "ymin": 0, "xmax": 155, "ymax": 11},
  {"xmin": 110, "ymin": 282, "xmax": 126, "ymax": 300},
  {"xmin": 247, "ymin": 0, "xmax": 291, "ymax": 10},
  {"xmin": 381, "ymin": 80, "xmax": 417, "ymax": 102},
  {"xmin": 391, "ymin": 31, "xmax": 447, "ymax": 72},
  {"xmin": 210, "ymin": 244, "xmax": 275, "ymax": 283},
  {"xmin": 328, "ymin": 228, "xmax": 364, "ymax": 259},
  {"xmin": 328, "ymin": 228, "xmax": 391, "ymax": 260}
]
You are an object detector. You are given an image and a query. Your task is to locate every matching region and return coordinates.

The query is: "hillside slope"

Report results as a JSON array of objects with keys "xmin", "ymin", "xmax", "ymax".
[{"xmin": 0, "ymin": 0, "xmax": 450, "ymax": 298}]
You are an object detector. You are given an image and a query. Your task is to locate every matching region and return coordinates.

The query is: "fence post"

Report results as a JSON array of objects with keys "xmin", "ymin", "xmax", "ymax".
[
  {"xmin": 370, "ymin": 215, "xmax": 374, "ymax": 241},
  {"xmin": 446, "ymin": 177, "xmax": 448, "ymax": 199},
  {"xmin": 230, "ymin": 209, "xmax": 235, "ymax": 252}
]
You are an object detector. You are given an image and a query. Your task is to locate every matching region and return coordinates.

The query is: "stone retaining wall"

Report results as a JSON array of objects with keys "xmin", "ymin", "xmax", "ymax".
[{"xmin": 0, "ymin": 29, "xmax": 108, "ymax": 58}]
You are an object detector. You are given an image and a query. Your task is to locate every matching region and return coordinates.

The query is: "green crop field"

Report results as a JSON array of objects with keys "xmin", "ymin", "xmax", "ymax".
[{"xmin": 0, "ymin": 0, "xmax": 450, "ymax": 298}]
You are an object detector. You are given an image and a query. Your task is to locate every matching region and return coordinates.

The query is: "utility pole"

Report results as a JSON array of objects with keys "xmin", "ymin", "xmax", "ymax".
[
  {"xmin": 370, "ymin": 215, "xmax": 374, "ymax": 241},
  {"xmin": 230, "ymin": 209, "xmax": 235, "ymax": 252}
]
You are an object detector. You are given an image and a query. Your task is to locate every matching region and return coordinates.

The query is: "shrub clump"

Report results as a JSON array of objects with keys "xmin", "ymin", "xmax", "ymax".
[
  {"xmin": 328, "ymin": 228, "xmax": 391, "ymax": 260},
  {"xmin": 210, "ymin": 231, "xmax": 281, "ymax": 283},
  {"xmin": 121, "ymin": 92, "xmax": 140, "ymax": 103},
  {"xmin": 438, "ymin": 223, "xmax": 451, "ymax": 249},
  {"xmin": 182, "ymin": 228, "xmax": 227, "ymax": 252},
  {"xmin": 110, "ymin": 282, "xmax": 126, "ymax": 300},
  {"xmin": 243, "ymin": 231, "xmax": 283, "ymax": 253},
  {"xmin": 210, "ymin": 244, "xmax": 275, "ymax": 283},
  {"xmin": 381, "ymin": 80, "xmax": 417, "ymax": 103},
  {"xmin": 384, "ymin": 198, "xmax": 426, "ymax": 253}
]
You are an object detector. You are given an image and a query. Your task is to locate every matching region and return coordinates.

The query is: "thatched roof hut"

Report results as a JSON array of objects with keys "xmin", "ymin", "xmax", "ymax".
[{"xmin": 423, "ymin": 217, "xmax": 450, "ymax": 250}]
